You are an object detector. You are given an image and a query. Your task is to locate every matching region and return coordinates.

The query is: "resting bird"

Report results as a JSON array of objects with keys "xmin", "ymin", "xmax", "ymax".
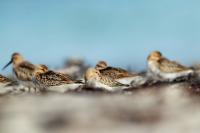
[
  {"xmin": 33, "ymin": 65, "xmax": 84, "ymax": 93},
  {"xmin": 95, "ymin": 61, "xmax": 138, "ymax": 85},
  {"xmin": 85, "ymin": 68, "xmax": 130, "ymax": 92},
  {"xmin": 3, "ymin": 53, "xmax": 38, "ymax": 92},
  {"xmin": 147, "ymin": 51, "xmax": 194, "ymax": 82}
]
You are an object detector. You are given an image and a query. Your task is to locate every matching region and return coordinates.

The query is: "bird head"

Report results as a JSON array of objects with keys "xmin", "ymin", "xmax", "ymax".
[
  {"xmin": 2, "ymin": 52, "xmax": 24, "ymax": 70},
  {"xmin": 95, "ymin": 61, "xmax": 108, "ymax": 70},
  {"xmin": 85, "ymin": 68, "xmax": 100, "ymax": 81},
  {"xmin": 35, "ymin": 64, "xmax": 49, "ymax": 75},
  {"xmin": 148, "ymin": 51, "xmax": 162, "ymax": 61}
]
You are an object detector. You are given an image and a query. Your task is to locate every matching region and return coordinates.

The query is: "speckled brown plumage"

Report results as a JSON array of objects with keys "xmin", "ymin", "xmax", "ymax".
[
  {"xmin": 99, "ymin": 67, "xmax": 135, "ymax": 79},
  {"xmin": 0, "ymin": 74, "xmax": 12, "ymax": 83},
  {"xmin": 35, "ymin": 70, "xmax": 83, "ymax": 87},
  {"xmin": 98, "ymin": 73, "xmax": 129, "ymax": 87},
  {"xmin": 158, "ymin": 58, "xmax": 189, "ymax": 73},
  {"xmin": 95, "ymin": 61, "xmax": 135, "ymax": 79},
  {"xmin": 85, "ymin": 68, "xmax": 129, "ymax": 88}
]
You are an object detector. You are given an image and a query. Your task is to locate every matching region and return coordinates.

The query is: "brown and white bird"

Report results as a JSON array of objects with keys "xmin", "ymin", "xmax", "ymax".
[
  {"xmin": 3, "ymin": 53, "xmax": 37, "ymax": 91},
  {"xmin": 85, "ymin": 68, "xmax": 130, "ymax": 91},
  {"xmin": 147, "ymin": 51, "xmax": 194, "ymax": 82},
  {"xmin": 95, "ymin": 61, "xmax": 135, "ymax": 78},
  {"xmin": 0, "ymin": 74, "xmax": 16, "ymax": 94},
  {"xmin": 0, "ymin": 74, "xmax": 13, "ymax": 87},
  {"xmin": 95, "ymin": 61, "xmax": 142, "ymax": 85},
  {"xmin": 33, "ymin": 65, "xmax": 84, "ymax": 93}
]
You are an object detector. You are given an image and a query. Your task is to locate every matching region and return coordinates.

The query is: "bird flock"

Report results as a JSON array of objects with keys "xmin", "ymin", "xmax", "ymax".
[{"xmin": 0, "ymin": 51, "xmax": 199, "ymax": 93}]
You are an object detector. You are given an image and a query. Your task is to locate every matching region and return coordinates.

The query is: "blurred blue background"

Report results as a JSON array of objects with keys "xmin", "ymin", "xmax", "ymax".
[{"xmin": 0, "ymin": 0, "xmax": 200, "ymax": 74}]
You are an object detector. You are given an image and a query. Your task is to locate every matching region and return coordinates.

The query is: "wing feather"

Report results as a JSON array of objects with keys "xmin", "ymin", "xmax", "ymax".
[
  {"xmin": 159, "ymin": 58, "xmax": 189, "ymax": 73},
  {"xmin": 100, "ymin": 67, "xmax": 134, "ymax": 79},
  {"xmin": 14, "ymin": 61, "xmax": 36, "ymax": 81},
  {"xmin": 100, "ymin": 75, "xmax": 129, "ymax": 87},
  {"xmin": 36, "ymin": 71, "xmax": 82, "ymax": 87}
]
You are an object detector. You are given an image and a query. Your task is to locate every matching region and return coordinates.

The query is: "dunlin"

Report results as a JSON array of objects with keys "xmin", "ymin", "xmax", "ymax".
[
  {"xmin": 33, "ymin": 65, "xmax": 84, "ymax": 93},
  {"xmin": 95, "ymin": 61, "xmax": 135, "ymax": 78},
  {"xmin": 95, "ymin": 61, "xmax": 142, "ymax": 85},
  {"xmin": 3, "ymin": 53, "xmax": 37, "ymax": 91},
  {"xmin": 85, "ymin": 68, "xmax": 130, "ymax": 91},
  {"xmin": 147, "ymin": 51, "xmax": 194, "ymax": 82},
  {"xmin": 0, "ymin": 74, "xmax": 12, "ymax": 87}
]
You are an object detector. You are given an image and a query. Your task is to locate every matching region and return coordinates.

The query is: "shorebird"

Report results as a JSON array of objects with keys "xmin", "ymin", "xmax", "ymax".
[
  {"xmin": 0, "ymin": 74, "xmax": 21, "ymax": 94},
  {"xmin": 147, "ymin": 51, "xmax": 194, "ymax": 82},
  {"xmin": 95, "ymin": 61, "xmax": 141, "ymax": 85},
  {"xmin": 2, "ymin": 53, "xmax": 37, "ymax": 91},
  {"xmin": 85, "ymin": 68, "xmax": 130, "ymax": 91},
  {"xmin": 95, "ymin": 61, "xmax": 135, "ymax": 78},
  {"xmin": 33, "ymin": 65, "xmax": 84, "ymax": 93},
  {"xmin": 0, "ymin": 74, "xmax": 13, "ymax": 87}
]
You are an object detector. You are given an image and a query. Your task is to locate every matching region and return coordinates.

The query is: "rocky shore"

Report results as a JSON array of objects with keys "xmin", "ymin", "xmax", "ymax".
[{"xmin": 0, "ymin": 81, "xmax": 200, "ymax": 133}]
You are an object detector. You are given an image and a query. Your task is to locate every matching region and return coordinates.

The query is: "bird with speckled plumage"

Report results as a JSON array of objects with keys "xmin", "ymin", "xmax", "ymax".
[
  {"xmin": 85, "ymin": 68, "xmax": 130, "ymax": 91},
  {"xmin": 33, "ymin": 65, "xmax": 84, "ymax": 93},
  {"xmin": 147, "ymin": 51, "xmax": 194, "ymax": 82},
  {"xmin": 95, "ymin": 61, "xmax": 146, "ymax": 85},
  {"xmin": 0, "ymin": 74, "xmax": 13, "ymax": 87}
]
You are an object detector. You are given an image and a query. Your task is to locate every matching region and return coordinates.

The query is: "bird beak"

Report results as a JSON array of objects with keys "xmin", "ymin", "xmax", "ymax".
[{"xmin": 2, "ymin": 60, "xmax": 12, "ymax": 70}]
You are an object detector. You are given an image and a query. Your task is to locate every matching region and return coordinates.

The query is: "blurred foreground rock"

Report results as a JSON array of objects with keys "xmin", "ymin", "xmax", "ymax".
[{"xmin": 0, "ymin": 82, "xmax": 200, "ymax": 133}]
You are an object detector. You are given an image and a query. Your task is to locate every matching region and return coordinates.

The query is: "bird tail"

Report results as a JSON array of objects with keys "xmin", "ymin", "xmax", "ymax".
[
  {"xmin": 118, "ymin": 82, "xmax": 130, "ymax": 87},
  {"xmin": 75, "ymin": 80, "xmax": 84, "ymax": 84}
]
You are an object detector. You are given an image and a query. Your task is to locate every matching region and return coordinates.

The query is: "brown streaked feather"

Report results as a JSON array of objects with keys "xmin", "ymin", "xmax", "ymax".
[
  {"xmin": 158, "ymin": 58, "xmax": 189, "ymax": 73},
  {"xmin": 14, "ymin": 61, "xmax": 36, "ymax": 81},
  {"xmin": 0, "ymin": 74, "xmax": 12, "ymax": 83},
  {"xmin": 99, "ymin": 73, "xmax": 129, "ymax": 87},
  {"xmin": 36, "ymin": 71, "xmax": 83, "ymax": 87},
  {"xmin": 99, "ymin": 67, "xmax": 135, "ymax": 79}
]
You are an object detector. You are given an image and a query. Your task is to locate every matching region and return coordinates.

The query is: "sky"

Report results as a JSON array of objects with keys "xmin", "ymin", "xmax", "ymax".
[{"xmin": 0, "ymin": 0, "xmax": 200, "ymax": 74}]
